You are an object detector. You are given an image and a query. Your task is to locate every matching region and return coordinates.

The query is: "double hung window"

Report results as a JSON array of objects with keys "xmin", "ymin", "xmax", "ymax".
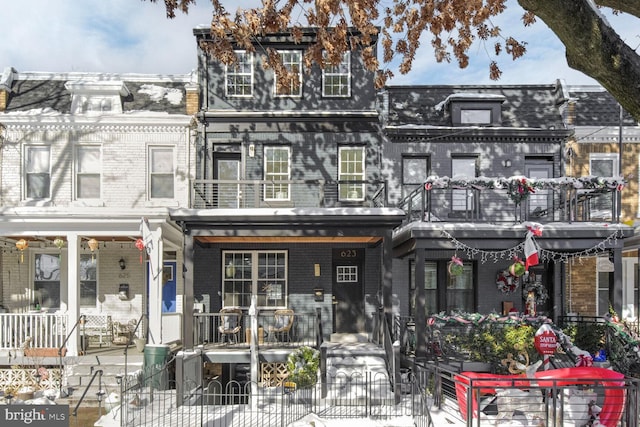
[
  {"xmin": 322, "ymin": 52, "xmax": 351, "ymax": 97},
  {"xmin": 264, "ymin": 147, "xmax": 290, "ymax": 200},
  {"xmin": 226, "ymin": 51, "xmax": 253, "ymax": 97},
  {"xmin": 149, "ymin": 146, "xmax": 175, "ymax": 199},
  {"xmin": 338, "ymin": 146, "xmax": 365, "ymax": 201},
  {"xmin": 76, "ymin": 145, "xmax": 102, "ymax": 199},
  {"xmin": 25, "ymin": 146, "xmax": 51, "ymax": 199},
  {"xmin": 275, "ymin": 51, "xmax": 302, "ymax": 96}
]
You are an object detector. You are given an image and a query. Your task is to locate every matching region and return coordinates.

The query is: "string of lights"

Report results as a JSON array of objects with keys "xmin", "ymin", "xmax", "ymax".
[{"xmin": 440, "ymin": 228, "xmax": 625, "ymax": 264}]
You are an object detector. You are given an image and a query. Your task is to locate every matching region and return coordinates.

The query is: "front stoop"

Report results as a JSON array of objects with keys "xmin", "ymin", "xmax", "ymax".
[{"xmin": 60, "ymin": 355, "xmax": 144, "ymax": 405}]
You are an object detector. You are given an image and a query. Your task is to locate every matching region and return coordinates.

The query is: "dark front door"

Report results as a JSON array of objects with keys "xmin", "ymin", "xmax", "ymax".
[{"xmin": 332, "ymin": 249, "xmax": 364, "ymax": 333}]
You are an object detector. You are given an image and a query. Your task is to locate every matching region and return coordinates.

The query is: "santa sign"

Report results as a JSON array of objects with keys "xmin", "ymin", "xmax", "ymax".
[{"xmin": 534, "ymin": 324, "xmax": 557, "ymax": 355}]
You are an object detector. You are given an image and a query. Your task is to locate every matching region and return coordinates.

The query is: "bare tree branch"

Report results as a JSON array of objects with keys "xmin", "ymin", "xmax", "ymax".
[
  {"xmin": 595, "ymin": 0, "xmax": 640, "ymax": 17},
  {"xmin": 518, "ymin": 0, "xmax": 640, "ymax": 119}
]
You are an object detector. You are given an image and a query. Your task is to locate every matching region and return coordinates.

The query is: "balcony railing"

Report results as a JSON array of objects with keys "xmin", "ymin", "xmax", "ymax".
[
  {"xmin": 193, "ymin": 310, "xmax": 318, "ymax": 348},
  {"xmin": 191, "ymin": 179, "xmax": 387, "ymax": 209},
  {"xmin": 0, "ymin": 312, "xmax": 68, "ymax": 351},
  {"xmin": 399, "ymin": 177, "xmax": 623, "ymax": 224}
]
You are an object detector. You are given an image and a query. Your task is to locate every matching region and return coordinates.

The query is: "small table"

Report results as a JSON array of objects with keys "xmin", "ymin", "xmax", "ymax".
[{"xmin": 245, "ymin": 327, "xmax": 264, "ymax": 344}]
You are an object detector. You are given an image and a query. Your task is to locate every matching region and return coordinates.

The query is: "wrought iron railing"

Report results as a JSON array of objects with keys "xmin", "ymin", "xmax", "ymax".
[{"xmin": 190, "ymin": 179, "xmax": 387, "ymax": 209}]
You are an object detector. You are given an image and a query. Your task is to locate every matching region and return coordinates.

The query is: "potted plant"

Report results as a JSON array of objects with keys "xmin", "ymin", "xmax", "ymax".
[{"xmin": 286, "ymin": 346, "xmax": 319, "ymax": 388}]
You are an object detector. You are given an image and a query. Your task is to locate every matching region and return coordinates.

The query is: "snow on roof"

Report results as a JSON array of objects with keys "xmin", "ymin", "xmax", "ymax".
[
  {"xmin": 435, "ymin": 93, "xmax": 506, "ymax": 111},
  {"xmin": 138, "ymin": 84, "xmax": 183, "ymax": 105}
]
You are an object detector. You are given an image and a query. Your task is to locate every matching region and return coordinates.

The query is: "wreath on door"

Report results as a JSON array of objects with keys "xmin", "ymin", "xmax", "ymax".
[{"xmin": 496, "ymin": 270, "xmax": 519, "ymax": 294}]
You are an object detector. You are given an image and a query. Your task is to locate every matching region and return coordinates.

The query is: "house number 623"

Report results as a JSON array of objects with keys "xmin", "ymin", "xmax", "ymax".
[{"xmin": 340, "ymin": 250, "xmax": 357, "ymax": 258}]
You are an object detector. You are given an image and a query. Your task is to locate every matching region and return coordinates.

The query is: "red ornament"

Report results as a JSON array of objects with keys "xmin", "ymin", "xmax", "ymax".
[{"xmin": 135, "ymin": 238, "xmax": 145, "ymax": 263}]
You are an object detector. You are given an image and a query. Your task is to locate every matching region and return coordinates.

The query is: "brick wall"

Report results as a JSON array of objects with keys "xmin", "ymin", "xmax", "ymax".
[{"xmin": 566, "ymin": 257, "xmax": 597, "ymax": 315}]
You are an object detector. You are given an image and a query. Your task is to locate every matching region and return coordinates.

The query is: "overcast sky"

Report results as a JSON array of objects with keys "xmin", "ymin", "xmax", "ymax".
[{"xmin": 2, "ymin": 0, "xmax": 638, "ymax": 87}]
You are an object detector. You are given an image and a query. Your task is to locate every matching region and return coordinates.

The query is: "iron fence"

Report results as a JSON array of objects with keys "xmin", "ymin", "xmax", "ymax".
[
  {"xmin": 412, "ymin": 360, "xmax": 640, "ymax": 427},
  {"xmin": 111, "ymin": 354, "xmax": 414, "ymax": 426}
]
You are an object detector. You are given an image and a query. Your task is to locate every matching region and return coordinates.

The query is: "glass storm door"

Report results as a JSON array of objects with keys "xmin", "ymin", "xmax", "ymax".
[{"xmin": 214, "ymin": 154, "xmax": 241, "ymax": 208}]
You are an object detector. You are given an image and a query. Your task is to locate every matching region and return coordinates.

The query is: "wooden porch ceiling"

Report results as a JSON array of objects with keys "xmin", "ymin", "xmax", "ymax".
[{"xmin": 195, "ymin": 236, "xmax": 382, "ymax": 244}]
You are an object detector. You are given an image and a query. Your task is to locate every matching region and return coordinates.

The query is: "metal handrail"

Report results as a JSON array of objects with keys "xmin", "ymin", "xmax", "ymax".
[
  {"xmin": 58, "ymin": 314, "xmax": 85, "ymax": 395},
  {"xmin": 71, "ymin": 368, "xmax": 103, "ymax": 417},
  {"xmin": 123, "ymin": 313, "xmax": 149, "ymax": 389}
]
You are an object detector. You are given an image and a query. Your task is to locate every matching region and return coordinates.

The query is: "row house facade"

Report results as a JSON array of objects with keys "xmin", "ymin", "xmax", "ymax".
[
  {"xmin": 0, "ymin": 31, "xmax": 634, "ymax": 367},
  {"xmin": 380, "ymin": 83, "xmax": 633, "ymax": 359},
  {"xmin": 562, "ymin": 84, "xmax": 640, "ymax": 320},
  {"xmin": 0, "ymin": 68, "xmax": 197, "ymax": 357},
  {"xmin": 174, "ymin": 28, "xmax": 405, "ymax": 355}
]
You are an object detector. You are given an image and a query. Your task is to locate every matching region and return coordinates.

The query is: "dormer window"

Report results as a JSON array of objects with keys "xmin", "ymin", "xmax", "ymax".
[
  {"xmin": 65, "ymin": 80, "xmax": 130, "ymax": 115},
  {"xmin": 444, "ymin": 93, "xmax": 505, "ymax": 126},
  {"xmin": 460, "ymin": 109, "xmax": 492, "ymax": 124}
]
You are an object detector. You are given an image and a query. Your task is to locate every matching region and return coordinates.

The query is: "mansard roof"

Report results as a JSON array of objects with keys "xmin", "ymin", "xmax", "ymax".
[
  {"xmin": 1, "ymin": 69, "xmax": 193, "ymax": 115},
  {"xmin": 383, "ymin": 83, "xmax": 567, "ymax": 131},
  {"xmin": 567, "ymin": 85, "xmax": 638, "ymax": 127}
]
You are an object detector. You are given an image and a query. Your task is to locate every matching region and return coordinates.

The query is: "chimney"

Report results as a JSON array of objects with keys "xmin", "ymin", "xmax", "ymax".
[{"xmin": 185, "ymin": 83, "xmax": 199, "ymax": 116}]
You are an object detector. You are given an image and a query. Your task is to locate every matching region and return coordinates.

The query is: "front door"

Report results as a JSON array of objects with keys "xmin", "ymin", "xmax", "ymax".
[
  {"xmin": 332, "ymin": 249, "xmax": 364, "ymax": 333},
  {"xmin": 214, "ymin": 153, "xmax": 241, "ymax": 208}
]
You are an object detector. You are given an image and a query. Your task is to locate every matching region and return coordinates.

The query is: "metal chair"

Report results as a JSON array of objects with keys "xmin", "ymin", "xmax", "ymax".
[
  {"xmin": 218, "ymin": 307, "xmax": 242, "ymax": 344},
  {"xmin": 268, "ymin": 309, "xmax": 295, "ymax": 342}
]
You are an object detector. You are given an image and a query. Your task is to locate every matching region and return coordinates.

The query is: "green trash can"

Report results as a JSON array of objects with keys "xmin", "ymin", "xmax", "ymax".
[{"xmin": 144, "ymin": 344, "xmax": 170, "ymax": 390}]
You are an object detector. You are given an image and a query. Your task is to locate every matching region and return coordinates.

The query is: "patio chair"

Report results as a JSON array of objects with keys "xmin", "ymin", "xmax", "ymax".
[
  {"xmin": 267, "ymin": 309, "xmax": 295, "ymax": 342},
  {"xmin": 218, "ymin": 307, "xmax": 242, "ymax": 344}
]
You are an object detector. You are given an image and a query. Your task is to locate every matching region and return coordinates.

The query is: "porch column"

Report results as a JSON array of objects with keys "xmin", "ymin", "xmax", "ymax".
[
  {"xmin": 66, "ymin": 234, "xmax": 80, "ymax": 356},
  {"xmin": 610, "ymin": 247, "xmax": 623, "ymax": 315},
  {"xmin": 182, "ymin": 232, "xmax": 194, "ymax": 349},
  {"xmin": 148, "ymin": 229, "xmax": 164, "ymax": 344},
  {"xmin": 382, "ymin": 229, "xmax": 393, "ymax": 323},
  {"xmin": 414, "ymin": 249, "xmax": 427, "ymax": 361}
]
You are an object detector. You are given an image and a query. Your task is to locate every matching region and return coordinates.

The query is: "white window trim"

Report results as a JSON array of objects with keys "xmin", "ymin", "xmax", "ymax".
[
  {"xmin": 338, "ymin": 146, "xmax": 365, "ymax": 201},
  {"xmin": 24, "ymin": 144, "xmax": 52, "ymax": 201},
  {"xmin": 222, "ymin": 250, "xmax": 288, "ymax": 309},
  {"xmin": 322, "ymin": 52, "xmax": 351, "ymax": 97},
  {"xmin": 264, "ymin": 146, "xmax": 291, "ymax": 201},
  {"xmin": 75, "ymin": 144, "xmax": 102, "ymax": 200},
  {"xmin": 148, "ymin": 145, "xmax": 176, "ymax": 200},
  {"xmin": 225, "ymin": 50, "xmax": 253, "ymax": 98},
  {"xmin": 274, "ymin": 50, "xmax": 302, "ymax": 97},
  {"xmin": 589, "ymin": 152, "xmax": 619, "ymax": 176}
]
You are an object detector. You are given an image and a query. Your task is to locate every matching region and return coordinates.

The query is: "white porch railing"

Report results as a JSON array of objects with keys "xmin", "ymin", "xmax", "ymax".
[{"xmin": 0, "ymin": 313, "xmax": 68, "ymax": 350}]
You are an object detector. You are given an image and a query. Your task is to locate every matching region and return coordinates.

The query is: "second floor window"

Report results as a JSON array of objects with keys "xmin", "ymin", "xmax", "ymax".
[
  {"xmin": 25, "ymin": 145, "xmax": 51, "ymax": 199},
  {"xmin": 589, "ymin": 153, "xmax": 617, "ymax": 219},
  {"xmin": 322, "ymin": 52, "xmax": 351, "ymax": 97},
  {"xmin": 76, "ymin": 145, "xmax": 102, "ymax": 199},
  {"xmin": 226, "ymin": 51, "xmax": 253, "ymax": 97},
  {"xmin": 149, "ymin": 146, "xmax": 175, "ymax": 199},
  {"xmin": 264, "ymin": 146, "xmax": 290, "ymax": 200},
  {"xmin": 338, "ymin": 146, "xmax": 365, "ymax": 201},
  {"xmin": 275, "ymin": 51, "xmax": 302, "ymax": 97},
  {"xmin": 451, "ymin": 156, "xmax": 477, "ymax": 211}
]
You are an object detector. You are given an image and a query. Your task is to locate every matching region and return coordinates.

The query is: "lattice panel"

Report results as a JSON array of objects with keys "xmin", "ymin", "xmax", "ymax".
[
  {"xmin": 260, "ymin": 362, "xmax": 288, "ymax": 387},
  {"xmin": 0, "ymin": 368, "xmax": 62, "ymax": 394}
]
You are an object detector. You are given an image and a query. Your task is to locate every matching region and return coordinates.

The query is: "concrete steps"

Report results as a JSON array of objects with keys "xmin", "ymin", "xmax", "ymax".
[
  {"xmin": 324, "ymin": 335, "xmax": 388, "ymax": 378},
  {"xmin": 61, "ymin": 354, "xmax": 143, "ymax": 405}
]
